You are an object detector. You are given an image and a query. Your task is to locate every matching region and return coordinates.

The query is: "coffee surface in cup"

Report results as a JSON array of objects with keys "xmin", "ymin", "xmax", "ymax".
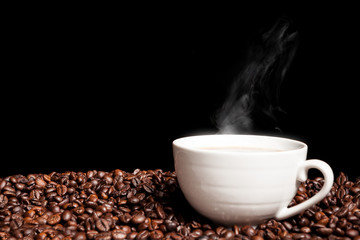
[{"xmin": 200, "ymin": 146, "xmax": 283, "ymax": 152}]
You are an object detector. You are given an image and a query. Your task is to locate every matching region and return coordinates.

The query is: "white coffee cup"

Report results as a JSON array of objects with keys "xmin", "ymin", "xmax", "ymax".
[{"xmin": 173, "ymin": 134, "xmax": 334, "ymax": 225}]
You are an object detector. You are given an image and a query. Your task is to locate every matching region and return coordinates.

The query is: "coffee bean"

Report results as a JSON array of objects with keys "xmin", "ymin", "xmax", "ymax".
[
  {"xmin": 86, "ymin": 201, "xmax": 98, "ymax": 209},
  {"xmin": 131, "ymin": 214, "xmax": 146, "ymax": 224},
  {"xmin": 335, "ymin": 227, "xmax": 345, "ymax": 235},
  {"xmin": 35, "ymin": 216, "xmax": 47, "ymax": 225},
  {"xmin": 15, "ymin": 183, "xmax": 25, "ymax": 190},
  {"xmin": 35, "ymin": 177, "xmax": 46, "ymax": 188},
  {"xmin": 346, "ymin": 229, "xmax": 359, "ymax": 237},
  {"xmin": 337, "ymin": 206, "xmax": 349, "ymax": 217},
  {"xmin": 295, "ymin": 195, "xmax": 305, "ymax": 203},
  {"xmin": 298, "ymin": 217, "xmax": 310, "ymax": 226},
  {"xmin": 242, "ymin": 225, "xmax": 256, "ymax": 237},
  {"xmin": 96, "ymin": 219, "xmax": 110, "ymax": 232},
  {"xmin": 137, "ymin": 230, "xmax": 150, "ymax": 240},
  {"xmin": 251, "ymin": 236, "xmax": 264, "ymax": 240},
  {"xmin": 316, "ymin": 227, "xmax": 333, "ymax": 236},
  {"xmin": 112, "ymin": 229, "xmax": 127, "ymax": 240},
  {"xmin": 150, "ymin": 230, "xmax": 164, "ymax": 240},
  {"xmin": 119, "ymin": 213, "xmax": 132, "ymax": 224},
  {"xmin": 29, "ymin": 189, "xmax": 41, "ymax": 201},
  {"xmin": 62, "ymin": 210, "xmax": 72, "ymax": 222},
  {"xmin": 318, "ymin": 217, "xmax": 329, "ymax": 226},
  {"xmin": 1, "ymin": 170, "xmax": 359, "ymax": 239},
  {"xmin": 165, "ymin": 219, "xmax": 178, "ymax": 232},
  {"xmin": 315, "ymin": 211, "xmax": 325, "ymax": 221},
  {"xmin": 337, "ymin": 218, "xmax": 348, "ymax": 229},
  {"xmin": 190, "ymin": 229, "xmax": 203, "ymax": 238},
  {"xmin": 292, "ymin": 233, "xmax": 310, "ymax": 239},
  {"xmin": 48, "ymin": 214, "xmax": 61, "ymax": 225},
  {"xmin": 337, "ymin": 186, "xmax": 347, "ymax": 199},
  {"xmin": 222, "ymin": 230, "xmax": 235, "ymax": 239},
  {"xmin": 117, "ymin": 225, "xmax": 131, "ymax": 234},
  {"xmin": 57, "ymin": 184, "xmax": 67, "ymax": 196},
  {"xmin": 351, "ymin": 186, "xmax": 360, "ymax": 194},
  {"xmin": 0, "ymin": 194, "xmax": 8, "ymax": 208},
  {"xmin": 128, "ymin": 196, "xmax": 140, "ymax": 204},
  {"xmin": 131, "ymin": 178, "xmax": 141, "ymax": 188},
  {"xmin": 95, "ymin": 232, "xmax": 111, "ymax": 240},
  {"xmin": 337, "ymin": 172, "xmax": 348, "ymax": 185},
  {"xmin": 304, "ymin": 208, "xmax": 315, "ymax": 218},
  {"xmin": 143, "ymin": 184, "xmax": 154, "ymax": 193},
  {"xmin": 10, "ymin": 214, "xmax": 23, "ymax": 229},
  {"xmin": 300, "ymin": 226, "xmax": 311, "ymax": 233},
  {"xmin": 74, "ymin": 232, "xmax": 87, "ymax": 240},
  {"xmin": 86, "ymin": 230, "xmax": 99, "ymax": 239},
  {"xmin": 155, "ymin": 204, "xmax": 166, "ymax": 219},
  {"xmin": 137, "ymin": 222, "xmax": 149, "ymax": 231}
]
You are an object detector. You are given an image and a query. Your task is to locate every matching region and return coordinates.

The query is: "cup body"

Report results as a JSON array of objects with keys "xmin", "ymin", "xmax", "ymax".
[{"xmin": 173, "ymin": 134, "xmax": 307, "ymax": 225}]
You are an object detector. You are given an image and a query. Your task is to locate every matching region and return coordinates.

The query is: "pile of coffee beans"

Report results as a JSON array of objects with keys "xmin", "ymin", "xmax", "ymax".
[{"xmin": 0, "ymin": 169, "xmax": 359, "ymax": 240}]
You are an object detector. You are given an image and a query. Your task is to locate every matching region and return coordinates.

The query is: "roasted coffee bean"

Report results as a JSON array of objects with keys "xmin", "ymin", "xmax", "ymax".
[
  {"xmin": 74, "ymin": 232, "xmax": 87, "ymax": 240},
  {"xmin": 295, "ymin": 195, "xmax": 305, "ymax": 203},
  {"xmin": 304, "ymin": 208, "xmax": 315, "ymax": 218},
  {"xmin": 265, "ymin": 229, "xmax": 276, "ymax": 239},
  {"xmin": 131, "ymin": 178, "xmax": 141, "ymax": 187},
  {"xmin": 57, "ymin": 185, "xmax": 67, "ymax": 196},
  {"xmin": 165, "ymin": 219, "xmax": 178, "ymax": 232},
  {"xmin": 190, "ymin": 229, "xmax": 203, "ymax": 238},
  {"xmin": 0, "ymin": 194, "xmax": 8, "ymax": 208},
  {"xmin": 222, "ymin": 230, "xmax": 235, "ymax": 239},
  {"xmin": 242, "ymin": 225, "xmax": 256, "ymax": 237},
  {"xmin": 48, "ymin": 214, "xmax": 61, "ymax": 225},
  {"xmin": 318, "ymin": 217, "xmax": 329, "ymax": 226},
  {"xmin": 149, "ymin": 230, "xmax": 164, "ymax": 240},
  {"xmin": 15, "ymin": 183, "xmax": 25, "ymax": 190},
  {"xmin": 316, "ymin": 227, "xmax": 333, "ymax": 236},
  {"xmin": 117, "ymin": 225, "xmax": 131, "ymax": 234},
  {"xmin": 62, "ymin": 210, "xmax": 72, "ymax": 221},
  {"xmin": 137, "ymin": 222, "xmax": 149, "ymax": 231},
  {"xmin": 126, "ymin": 231, "xmax": 137, "ymax": 239},
  {"xmin": 35, "ymin": 177, "xmax": 47, "ymax": 188},
  {"xmin": 29, "ymin": 189, "xmax": 41, "ymax": 200},
  {"xmin": 10, "ymin": 214, "xmax": 23, "ymax": 229},
  {"xmin": 300, "ymin": 226, "xmax": 311, "ymax": 233},
  {"xmin": 35, "ymin": 216, "xmax": 47, "ymax": 225},
  {"xmin": 96, "ymin": 218, "xmax": 111, "ymax": 232},
  {"xmin": 337, "ymin": 186, "xmax": 347, "ymax": 199},
  {"xmin": 119, "ymin": 213, "xmax": 132, "ymax": 224},
  {"xmin": 346, "ymin": 229, "xmax": 359, "ymax": 237},
  {"xmin": 337, "ymin": 172, "xmax": 348, "ymax": 185},
  {"xmin": 143, "ymin": 184, "xmax": 154, "ymax": 193},
  {"xmin": 1, "ymin": 170, "xmax": 359, "ymax": 239},
  {"xmin": 136, "ymin": 230, "xmax": 150, "ymax": 240},
  {"xmin": 131, "ymin": 214, "xmax": 146, "ymax": 224},
  {"xmin": 251, "ymin": 236, "xmax": 265, "ymax": 240},
  {"xmin": 111, "ymin": 229, "xmax": 127, "ymax": 240},
  {"xmin": 95, "ymin": 232, "xmax": 111, "ymax": 240},
  {"xmin": 86, "ymin": 230, "xmax": 99, "ymax": 239},
  {"xmin": 337, "ymin": 206, "xmax": 349, "ymax": 217},
  {"xmin": 155, "ymin": 204, "xmax": 166, "ymax": 219},
  {"xmin": 351, "ymin": 186, "xmax": 360, "ymax": 194},
  {"xmin": 128, "ymin": 196, "xmax": 140, "ymax": 204},
  {"xmin": 298, "ymin": 217, "xmax": 310, "ymax": 226}
]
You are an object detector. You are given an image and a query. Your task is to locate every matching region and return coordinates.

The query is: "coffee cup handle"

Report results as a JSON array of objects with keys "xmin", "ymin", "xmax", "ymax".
[{"xmin": 275, "ymin": 159, "xmax": 334, "ymax": 220}]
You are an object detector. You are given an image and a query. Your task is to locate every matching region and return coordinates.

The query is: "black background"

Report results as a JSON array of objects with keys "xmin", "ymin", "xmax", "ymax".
[{"xmin": 2, "ymin": 5, "xmax": 359, "ymax": 179}]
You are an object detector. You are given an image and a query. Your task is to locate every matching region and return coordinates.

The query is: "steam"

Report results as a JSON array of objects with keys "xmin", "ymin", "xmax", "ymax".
[{"xmin": 215, "ymin": 17, "xmax": 299, "ymax": 134}]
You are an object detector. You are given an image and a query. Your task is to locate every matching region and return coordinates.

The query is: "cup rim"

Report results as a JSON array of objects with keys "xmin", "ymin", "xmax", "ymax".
[{"xmin": 173, "ymin": 134, "xmax": 307, "ymax": 155}]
